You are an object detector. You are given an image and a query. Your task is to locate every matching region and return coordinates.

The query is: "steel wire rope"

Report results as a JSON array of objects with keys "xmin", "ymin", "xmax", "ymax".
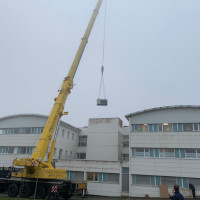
[{"xmin": 98, "ymin": 0, "xmax": 107, "ymax": 100}]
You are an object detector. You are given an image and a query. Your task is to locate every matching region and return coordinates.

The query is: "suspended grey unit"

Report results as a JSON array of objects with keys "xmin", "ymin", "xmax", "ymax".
[{"xmin": 97, "ymin": 98, "xmax": 108, "ymax": 106}]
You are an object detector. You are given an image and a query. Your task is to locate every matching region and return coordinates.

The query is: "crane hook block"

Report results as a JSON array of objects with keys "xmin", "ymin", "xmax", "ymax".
[{"xmin": 97, "ymin": 98, "xmax": 108, "ymax": 106}]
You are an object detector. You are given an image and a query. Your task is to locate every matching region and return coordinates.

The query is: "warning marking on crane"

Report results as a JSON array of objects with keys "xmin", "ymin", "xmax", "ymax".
[
  {"xmin": 30, "ymin": 161, "xmax": 36, "ymax": 166},
  {"xmin": 51, "ymin": 186, "xmax": 58, "ymax": 193}
]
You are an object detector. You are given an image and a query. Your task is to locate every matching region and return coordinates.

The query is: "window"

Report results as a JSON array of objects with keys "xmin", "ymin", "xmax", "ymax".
[
  {"xmin": 17, "ymin": 147, "xmax": 33, "ymax": 154},
  {"xmin": 193, "ymin": 123, "xmax": 199, "ymax": 131},
  {"xmin": 59, "ymin": 149, "xmax": 63, "ymax": 159},
  {"xmin": 67, "ymin": 171, "xmax": 84, "ymax": 181},
  {"xmin": 159, "ymin": 149, "xmax": 174, "ymax": 158},
  {"xmin": 135, "ymin": 148, "xmax": 149, "ymax": 157},
  {"xmin": 133, "ymin": 124, "xmax": 148, "ymax": 132},
  {"xmin": 123, "ymin": 141, "xmax": 129, "ymax": 147},
  {"xmin": 0, "ymin": 127, "xmax": 43, "ymax": 134},
  {"xmin": 67, "ymin": 131, "xmax": 70, "ymax": 139},
  {"xmin": 163, "ymin": 123, "xmax": 172, "ymax": 132},
  {"xmin": 54, "ymin": 148, "xmax": 57, "ymax": 156},
  {"xmin": 148, "ymin": 124, "xmax": 158, "ymax": 132},
  {"xmin": 8, "ymin": 147, "xmax": 14, "ymax": 154},
  {"xmin": 122, "ymin": 154, "xmax": 129, "ymax": 161},
  {"xmin": 158, "ymin": 124, "xmax": 163, "ymax": 131},
  {"xmin": 185, "ymin": 149, "xmax": 196, "ymax": 158},
  {"xmin": 62, "ymin": 129, "xmax": 65, "ymax": 137},
  {"xmin": 161, "ymin": 176, "xmax": 176, "ymax": 186},
  {"xmin": 87, "ymin": 172, "xmax": 98, "ymax": 181},
  {"xmin": 188, "ymin": 178, "xmax": 200, "ymax": 187},
  {"xmin": 65, "ymin": 150, "xmax": 68, "ymax": 159},
  {"xmin": 135, "ymin": 175, "xmax": 150, "ymax": 185},
  {"xmin": 78, "ymin": 136, "xmax": 87, "ymax": 147},
  {"xmin": 183, "ymin": 123, "xmax": 193, "ymax": 131},
  {"xmin": 96, "ymin": 173, "xmax": 119, "ymax": 183},
  {"xmin": 0, "ymin": 147, "xmax": 8, "ymax": 154},
  {"xmin": 178, "ymin": 123, "xmax": 183, "ymax": 131},
  {"xmin": 70, "ymin": 151, "xmax": 72, "ymax": 158},
  {"xmin": 123, "ymin": 135, "xmax": 129, "ymax": 140},
  {"xmin": 77, "ymin": 153, "xmax": 86, "ymax": 159},
  {"xmin": 197, "ymin": 149, "xmax": 200, "ymax": 158},
  {"xmin": 72, "ymin": 133, "xmax": 74, "ymax": 140}
]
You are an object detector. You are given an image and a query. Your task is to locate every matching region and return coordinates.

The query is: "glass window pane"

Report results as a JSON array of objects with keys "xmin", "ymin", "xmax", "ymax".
[
  {"xmin": 185, "ymin": 149, "xmax": 196, "ymax": 158},
  {"xmin": 135, "ymin": 148, "xmax": 144, "ymax": 157},
  {"xmin": 136, "ymin": 175, "xmax": 150, "ymax": 185},
  {"xmin": 149, "ymin": 124, "xmax": 153, "ymax": 132},
  {"xmin": 173, "ymin": 124, "xmax": 177, "ymax": 132},
  {"xmin": 193, "ymin": 123, "xmax": 199, "ymax": 131},
  {"xmin": 163, "ymin": 123, "xmax": 172, "ymax": 132},
  {"xmin": 106, "ymin": 173, "xmax": 119, "ymax": 183},
  {"xmin": 165, "ymin": 149, "xmax": 174, "ymax": 158},
  {"xmin": 8, "ymin": 147, "xmax": 14, "ymax": 154},
  {"xmin": 145, "ymin": 148, "xmax": 150, "ymax": 157},
  {"xmin": 158, "ymin": 124, "xmax": 162, "ymax": 131},
  {"xmin": 183, "ymin": 123, "xmax": 193, "ymax": 131},
  {"xmin": 178, "ymin": 123, "xmax": 183, "ymax": 131},
  {"xmin": 154, "ymin": 124, "xmax": 158, "ymax": 132},
  {"xmin": 159, "ymin": 149, "xmax": 165, "ymax": 157},
  {"xmin": 134, "ymin": 124, "xmax": 144, "ymax": 132},
  {"xmin": 161, "ymin": 176, "xmax": 176, "ymax": 186}
]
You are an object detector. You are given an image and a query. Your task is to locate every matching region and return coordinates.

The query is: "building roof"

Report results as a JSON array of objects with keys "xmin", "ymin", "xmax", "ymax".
[
  {"xmin": 125, "ymin": 105, "xmax": 200, "ymax": 120},
  {"xmin": 0, "ymin": 113, "xmax": 80, "ymax": 132}
]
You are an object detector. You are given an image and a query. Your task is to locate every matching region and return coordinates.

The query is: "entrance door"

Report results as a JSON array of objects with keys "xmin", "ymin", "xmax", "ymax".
[{"xmin": 122, "ymin": 168, "xmax": 129, "ymax": 192}]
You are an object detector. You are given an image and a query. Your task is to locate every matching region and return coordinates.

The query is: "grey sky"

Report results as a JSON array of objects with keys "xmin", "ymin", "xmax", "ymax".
[{"xmin": 0, "ymin": 0, "xmax": 200, "ymax": 127}]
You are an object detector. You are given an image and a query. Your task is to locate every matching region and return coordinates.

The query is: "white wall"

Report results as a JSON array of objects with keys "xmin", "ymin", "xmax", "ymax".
[
  {"xmin": 88, "ymin": 182, "xmax": 121, "ymax": 197},
  {"xmin": 86, "ymin": 118, "xmax": 122, "ymax": 161},
  {"xmin": 130, "ymin": 185, "xmax": 160, "ymax": 197}
]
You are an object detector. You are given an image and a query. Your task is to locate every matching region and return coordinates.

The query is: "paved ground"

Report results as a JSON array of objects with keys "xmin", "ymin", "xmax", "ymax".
[{"xmin": 0, "ymin": 194, "xmax": 199, "ymax": 200}]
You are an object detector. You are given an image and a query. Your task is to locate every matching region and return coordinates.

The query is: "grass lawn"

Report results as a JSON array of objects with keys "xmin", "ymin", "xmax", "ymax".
[{"xmin": 0, "ymin": 198, "xmax": 29, "ymax": 200}]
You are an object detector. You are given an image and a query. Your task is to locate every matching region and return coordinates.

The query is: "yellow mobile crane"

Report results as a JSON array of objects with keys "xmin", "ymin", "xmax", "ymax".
[{"xmin": 0, "ymin": 0, "xmax": 103, "ymax": 199}]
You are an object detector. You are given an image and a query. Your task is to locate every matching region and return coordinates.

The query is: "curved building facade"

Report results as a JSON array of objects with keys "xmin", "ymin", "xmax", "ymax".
[
  {"xmin": 126, "ymin": 105, "xmax": 200, "ymax": 197},
  {"xmin": 0, "ymin": 114, "xmax": 80, "ymax": 166}
]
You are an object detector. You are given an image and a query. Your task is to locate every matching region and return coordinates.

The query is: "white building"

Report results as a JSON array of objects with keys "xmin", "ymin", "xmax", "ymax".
[
  {"xmin": 0, "ymin": 114, "xmax": 80, "ymax": 166},
  {"xmin": 126, "ymin": 105, "xmax": 200, "ymax": 198},
  {"xmin": 0, "ymin": 105, "xmax": 200, "ymax": 197}
]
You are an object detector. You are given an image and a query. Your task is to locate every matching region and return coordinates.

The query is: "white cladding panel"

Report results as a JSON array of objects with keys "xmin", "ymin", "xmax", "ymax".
[
  {"xmin": 130, "ymin": 107, "xmax": 200, "ymax": 124},
  {"xmin": 87, "ymin": 182, "xmax": 121, "ymax": 197},
  {"xmin": 57, "ymin": 160, "xmax": 121, "ymax": 173},
  {"xmin": 130, "ymin": 185, "xmax": 160, "ymax": 197},
  {"xmin": 0, "ymin": 115, "xmax": 47, "ymax": 127},
  {"xmin": 130, "ymin": 158, "xmax": 200, "ymax": 178},
  {"xmin": 131, "ymin": 132, "xmax": 200, "ymax": 148},
  {"xmin": 86, "ymin": 118, "xmax": 122, "ymax": 161}
]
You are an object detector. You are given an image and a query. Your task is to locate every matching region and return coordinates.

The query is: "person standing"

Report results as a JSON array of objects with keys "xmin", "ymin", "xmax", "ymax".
[
  {"xmin": 170, "ymin": 184, "xmax": 184, "ymax": 200},
  {"xmin": 189, "ymin": 183, "xmax": 195, "ymax": 198}
]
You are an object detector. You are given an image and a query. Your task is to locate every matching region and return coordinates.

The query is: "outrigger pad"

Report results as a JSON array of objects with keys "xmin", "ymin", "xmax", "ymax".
[{"xmin": 97, "ymin": 99, "xmax": 108, "ymax": 106}]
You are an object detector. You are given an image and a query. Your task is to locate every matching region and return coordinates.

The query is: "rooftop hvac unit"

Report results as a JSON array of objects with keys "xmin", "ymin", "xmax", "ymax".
[{"xmin": 97, "ymin": 99, "xmax": 108, "ymax": 106}]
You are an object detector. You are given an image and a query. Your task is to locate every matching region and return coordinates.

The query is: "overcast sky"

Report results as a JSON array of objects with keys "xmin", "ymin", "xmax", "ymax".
[{"xmin": 0, "ymin": 0, "xmax": 200, "ymax": 127}]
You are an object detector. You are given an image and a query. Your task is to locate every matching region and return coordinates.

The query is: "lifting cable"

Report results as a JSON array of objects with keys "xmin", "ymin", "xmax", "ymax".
[{"xmin": 97, "ymin": 0, "xmax": 108, "ymax": 106}]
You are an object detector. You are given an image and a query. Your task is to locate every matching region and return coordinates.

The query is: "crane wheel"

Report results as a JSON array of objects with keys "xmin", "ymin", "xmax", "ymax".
[
  {"xmin": 47, "ymin": 187, "xmax": 56, "ymax": 200},
  {"xmin": 8, "ymin": 183, "xmax": 19, "ymax": 197},
  {"xmin": 36, "ymin": 185, "xmax": 46, "ymax": 199},
  {"xmin": 19, "ymin": 183, "xmax": 30, "ymax": 198}
]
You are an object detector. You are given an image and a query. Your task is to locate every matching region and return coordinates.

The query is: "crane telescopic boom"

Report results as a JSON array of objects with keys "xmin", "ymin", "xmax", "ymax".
[{"xmin": 12, "ymin": 0, "xmax": 103, "ymax": 180}]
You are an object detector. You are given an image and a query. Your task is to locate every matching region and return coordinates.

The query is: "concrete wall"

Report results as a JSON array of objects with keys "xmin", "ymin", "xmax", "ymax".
[{"xmin": 86, "ymin": 118, "xmax": 122, "ymax": 161}]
